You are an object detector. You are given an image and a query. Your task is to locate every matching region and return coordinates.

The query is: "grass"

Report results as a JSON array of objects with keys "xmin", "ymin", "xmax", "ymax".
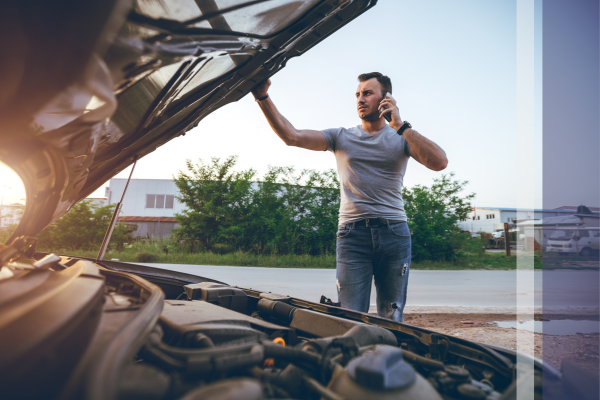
[
  {"xmin": 69, "ymin": 249, "xmax": 338, "ymax": 269},
  {"xmin": 42, "ymin": 237, "xmax": 600, "ymax": 271},
  {"xmin": 39, "ymin": 235, "xmax": 539, "ymax": 270},
  {"xmin": 538, "ymin": 252, "xmax": 599, "ymax": 270},
  {"xmin": 39, "ymin": 237, "xmax": 337, "ymax": 268}
]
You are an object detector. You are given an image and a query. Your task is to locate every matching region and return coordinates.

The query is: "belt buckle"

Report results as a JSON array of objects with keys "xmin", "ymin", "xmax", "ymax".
[{"xmin": 366, "ymin": 218, "xmax": 382, "ymax": 227}]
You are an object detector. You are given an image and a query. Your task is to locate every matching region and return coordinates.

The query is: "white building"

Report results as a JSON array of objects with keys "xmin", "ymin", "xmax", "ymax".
[
  {"xmin": 104, "ymin": 179, "xmax": 185, "ymax": 238},
  {"xmin": 457, "ymin": 206, "xmax": 597, "ymax": 234}
]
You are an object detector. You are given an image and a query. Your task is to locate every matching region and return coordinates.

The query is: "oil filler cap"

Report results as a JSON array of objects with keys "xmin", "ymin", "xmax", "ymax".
[{"xmin": 346, "ymin": 346, "xmax": 416, "ymax": 390}]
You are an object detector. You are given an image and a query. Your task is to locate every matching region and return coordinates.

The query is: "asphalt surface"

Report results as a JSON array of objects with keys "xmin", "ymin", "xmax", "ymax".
[{"xmin": 141, "ymin": 264, "xmax": 599, "ymax": 314}]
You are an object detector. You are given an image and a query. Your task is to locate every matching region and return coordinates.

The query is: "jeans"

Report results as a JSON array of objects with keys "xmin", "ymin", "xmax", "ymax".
[{"xmin": 335, "ymin": 221, "xmax": 411, "ymax": 321}]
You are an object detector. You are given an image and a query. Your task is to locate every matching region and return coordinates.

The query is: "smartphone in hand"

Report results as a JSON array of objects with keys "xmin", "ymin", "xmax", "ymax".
[{"xmin": 380, "ymin": 91, "xmax": 392, "ymax": 122}]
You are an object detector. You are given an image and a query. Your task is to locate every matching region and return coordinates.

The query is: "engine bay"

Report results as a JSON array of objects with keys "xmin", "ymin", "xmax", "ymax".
[
  {"xmin": 0, "ymin": 253, "xmax": 555, "ymax": 400},
  {"xmin": 121, "ymin": 281, "xmax": 517, "ymax": 400}
]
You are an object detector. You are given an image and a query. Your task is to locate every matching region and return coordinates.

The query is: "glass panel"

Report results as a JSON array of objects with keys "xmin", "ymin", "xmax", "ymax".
[
  {"xmin": 165, "ymin": 195, "xmax": 174, "ymax": 209},
  {"xmin": 549, "ymin": 230, "xmax": 573, "ymax": 240},
  {"xmin": 112, "ymin": 62, "xmax": 184, "ymax": 135},
  {"xmin": 146, "ymin": 194, "xmax": 156, "ymax": 208},
  {"xmin": 579, "ymin": 230, "xmax": 590, "ymax": 238},
  {"xmin": 134, "ymin": 0, "xmax": 320, "ymax": 37},
  {"xmin": 174, "ymin": 55, "xmax": 236, "ymax": 102},
  {"xmin": 156, "ymin": 195, "xmax": 165, "ymax": 208},
  {"xmin": 135, "ymin": 0, "xmax": 202, "ymax": 21},
  {"xmin": 190, "ymin": 0, "xmax": 320, "ymax": 36}
]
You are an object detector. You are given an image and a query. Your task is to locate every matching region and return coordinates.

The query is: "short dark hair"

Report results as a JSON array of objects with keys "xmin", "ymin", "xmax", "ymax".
[{"xmin": 358, "ymin": 72, "xmax": 392, "ymax": 95}]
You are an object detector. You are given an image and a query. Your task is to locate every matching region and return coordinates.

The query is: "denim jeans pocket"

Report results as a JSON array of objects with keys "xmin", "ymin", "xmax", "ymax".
[
  {"xmin": 390, "ymin": 222, "xmax": 411, "ymax": 237},
  {"xmin": 336, "ymin": 226, "xmax": 352, "ymax": 238}
]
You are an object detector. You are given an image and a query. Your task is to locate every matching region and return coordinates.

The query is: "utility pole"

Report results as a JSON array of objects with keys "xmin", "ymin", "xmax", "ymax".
[{"xmin": 504, "ymin": 222, "xmax": 511, "ymax": 256}]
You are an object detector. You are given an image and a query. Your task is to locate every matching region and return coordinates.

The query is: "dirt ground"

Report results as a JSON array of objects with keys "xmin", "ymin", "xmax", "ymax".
[{"xmin": 401, "ymin": 312, "xmax": 599, "ymax": 377}]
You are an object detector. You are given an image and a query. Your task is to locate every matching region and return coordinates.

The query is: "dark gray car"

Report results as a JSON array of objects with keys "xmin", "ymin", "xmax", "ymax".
[{"xmin": 0, "ymin": 1, "xmax": 576, "ymax": 399}]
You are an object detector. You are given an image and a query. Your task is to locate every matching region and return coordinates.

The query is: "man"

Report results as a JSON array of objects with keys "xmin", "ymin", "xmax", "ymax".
[{"xmin": 251, "ymin": 72, "xmax": 447, "ymax": 321}]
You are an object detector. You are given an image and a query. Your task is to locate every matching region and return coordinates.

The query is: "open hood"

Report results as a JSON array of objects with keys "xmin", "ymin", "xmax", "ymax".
[{"xmin": 0, "ymin": 0, "xmax": 377, "ymax": 242}]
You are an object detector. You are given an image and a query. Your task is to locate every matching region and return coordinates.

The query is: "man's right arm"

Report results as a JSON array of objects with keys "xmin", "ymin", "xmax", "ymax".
[{"xmin": 252, "ymin": 79, "xmax": 327, "ymax": 151}]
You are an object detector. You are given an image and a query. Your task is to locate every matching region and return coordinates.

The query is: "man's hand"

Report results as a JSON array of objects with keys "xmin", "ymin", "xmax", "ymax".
[
  {"xmin": 377, "ymin": 94, "xmax": 448, "ymax": 171},
  {"xmin": 252, "ymin": 79, "xmax": 271, "ymax": 99},
  {"xmin": 378, "ymin": 94, "xmax": 402, "ymax": 130}
]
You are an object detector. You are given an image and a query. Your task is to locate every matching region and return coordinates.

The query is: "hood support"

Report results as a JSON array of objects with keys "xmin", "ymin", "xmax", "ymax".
[{"xmin": 96, "ymin": 156, "xmax": 138, "ymax": 262}]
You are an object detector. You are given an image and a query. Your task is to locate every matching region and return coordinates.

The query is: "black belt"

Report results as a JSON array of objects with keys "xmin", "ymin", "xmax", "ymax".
[{"xmin": 346, "ymin": 218, "xmax": 404, "ymax": 228}]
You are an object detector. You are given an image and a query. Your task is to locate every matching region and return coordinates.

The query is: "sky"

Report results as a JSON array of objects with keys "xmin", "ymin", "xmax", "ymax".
[{"xmin": 0, "ymin": 0, "xmax": 557, "ymax": 210}]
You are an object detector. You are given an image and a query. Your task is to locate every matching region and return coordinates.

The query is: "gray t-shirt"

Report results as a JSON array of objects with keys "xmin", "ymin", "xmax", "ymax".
[{"xmin": 321, "ymin": 124, "xmax": 411, "ymax": 225}]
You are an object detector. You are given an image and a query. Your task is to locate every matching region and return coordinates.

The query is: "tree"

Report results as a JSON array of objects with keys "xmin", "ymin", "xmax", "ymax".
[
  {"xmin": 286, "ymin": 169, "xmax": 340, "ymax": 255},
  {"xmin": 173, "ymin": 156, "xmax": 341, "ymax": 255},
  {"xmin": 36, "ymin": 200, "xmax": 132, "ymax": 251},
  {"xmin": 173, "ymin": 156, "xmax": 256, "ymax": 251},
  {"xmin": 402, "ymin": 173, "xmax": 474, "ymax": 262}
]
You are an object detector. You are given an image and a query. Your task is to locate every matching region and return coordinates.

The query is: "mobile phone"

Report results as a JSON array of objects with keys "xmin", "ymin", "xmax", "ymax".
[{"xmin": 380, "ymin": 91, "xmax": 392, "ymax": 122}]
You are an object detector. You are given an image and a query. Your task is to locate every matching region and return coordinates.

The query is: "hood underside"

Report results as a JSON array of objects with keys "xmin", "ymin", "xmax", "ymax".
[{"xmin": 0, "ymin": 0, "xmax": 376, "ymax": 241}]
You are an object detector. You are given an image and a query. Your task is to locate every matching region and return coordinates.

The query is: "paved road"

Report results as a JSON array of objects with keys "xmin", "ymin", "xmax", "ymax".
[{"xmin": 141, "ymin": 264, "xmax": 599, "ymax": 313}]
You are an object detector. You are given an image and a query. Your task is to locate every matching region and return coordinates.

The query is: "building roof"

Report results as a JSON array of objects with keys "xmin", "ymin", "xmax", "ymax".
[
  {"xmin": 556, "ymin": 206, "xmax": 600, "ymax": 212},
  {"xmin": 473, "ymin": 207, "xmax": 596, "ymax": 213},
  {"xmin": 541, "ymin": 215, "xmax": 585, "ymax": 226},
  {"xmin": 118, "ymin": 216, "xmax": 177, "ymax": 222},
  {"xmin": 575, "ymin": 214, "xmax": 600, "ymax": 219}
]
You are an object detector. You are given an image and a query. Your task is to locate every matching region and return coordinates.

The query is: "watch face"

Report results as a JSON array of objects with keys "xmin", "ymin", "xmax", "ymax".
[{"xmin": 405, "ymin": 121, "xmax": 412, "ymax": 128}]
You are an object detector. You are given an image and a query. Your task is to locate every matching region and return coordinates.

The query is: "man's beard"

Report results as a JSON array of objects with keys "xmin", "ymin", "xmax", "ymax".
[{"xmin": 359, "ymin": 107, "xmax": 380, "ymax": 122}]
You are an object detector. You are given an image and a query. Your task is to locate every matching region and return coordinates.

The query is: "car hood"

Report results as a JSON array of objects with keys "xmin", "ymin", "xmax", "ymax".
[{"xmin": 0, "ymin": 0, "xmax": 376, "ymax": 242}]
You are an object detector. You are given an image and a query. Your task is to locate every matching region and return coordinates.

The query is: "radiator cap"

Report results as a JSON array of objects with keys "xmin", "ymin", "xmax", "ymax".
[{"xmin": 347, "ymin": 346, "xmax": 416, "ymax": 390}]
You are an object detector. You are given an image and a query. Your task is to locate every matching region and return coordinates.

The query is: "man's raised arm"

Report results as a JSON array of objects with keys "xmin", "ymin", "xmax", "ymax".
[
  {"xmin": 252, "ymin": 79, "xmax": 327, "ymax": 151},
  {"xmin": 379, "ymin": 94, "xmax": 448, "ymax": 171}
]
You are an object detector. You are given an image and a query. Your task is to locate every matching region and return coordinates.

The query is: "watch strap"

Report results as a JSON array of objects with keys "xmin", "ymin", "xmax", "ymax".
[{"xmin": 397, "ymin": 121, "xmax": 411, "ymax": 136}]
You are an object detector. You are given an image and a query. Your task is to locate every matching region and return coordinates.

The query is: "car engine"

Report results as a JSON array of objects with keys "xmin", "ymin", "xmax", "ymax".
[
  {"xmin": 0, "ymin": 253, "xmax": 564, "ymax": 400},
  {"xmin": 117, "ymin": 281, "xmax": 510, "ymax": 400}
]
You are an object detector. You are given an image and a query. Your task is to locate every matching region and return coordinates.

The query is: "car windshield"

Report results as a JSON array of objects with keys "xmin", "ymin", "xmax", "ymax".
[{"xmin": 548, "ymin": 230, "xmax": 574, "ymax": 240}]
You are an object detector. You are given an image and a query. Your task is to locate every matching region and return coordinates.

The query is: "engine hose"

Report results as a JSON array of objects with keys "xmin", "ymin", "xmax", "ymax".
[
  {"xmin": 146, "ymin": 339, "xmax": 331, "ymax": 377},
  {"xmin": 263, "ymin": 342, "xmax": 335, "ymax": 379},
  {"xmin": 401, "ymin": 349, "xmax": 445, "ymax": 370},
  {"xmin": 155, "ymin": 341, "xmax": 256, "ymax": 360},
  {"xmin": 262, "ymin": 343, "xmax": 323, "ymax": 367},
  {"xmin": 140, "ymin": 344, "xmax": 186, "ymax": 371},
  {"xmin": 303, "ymin": 376, "xmax": 345, "ymax": 400},
  {"xmin": 188, "ymin": 345, "xmax": 265, "ymax": 374}
]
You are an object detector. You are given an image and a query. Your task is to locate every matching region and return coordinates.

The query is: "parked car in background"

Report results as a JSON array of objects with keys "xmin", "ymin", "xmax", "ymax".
[{"xmin": 546, "ymin": 228, "xmax": 600, "ymax": 256}]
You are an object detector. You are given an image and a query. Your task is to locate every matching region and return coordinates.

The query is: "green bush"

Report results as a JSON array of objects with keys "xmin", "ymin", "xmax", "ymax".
[
  {"xmin": 36, "ymin": 200, "xmax": 132, "ymax": 251},
  {"xmin": 403, "ymin": 173, "xmax": 474, "ymax": 262},
  {"xmin": 135, "ymin": 253, "xmax": 158, "ymax": 263},
  {"xmin": 173, "ymin": 156, "xmax": 340, "ymax": 256},
  {"xmin": 212, "ymin": 243, "xmax": 235, "ymax": 254}
]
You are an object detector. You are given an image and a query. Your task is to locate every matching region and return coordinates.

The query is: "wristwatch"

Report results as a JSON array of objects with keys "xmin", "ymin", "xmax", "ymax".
[{"xmin": 397, "ymin": 121, "xmax": 412, "ymax": 136}]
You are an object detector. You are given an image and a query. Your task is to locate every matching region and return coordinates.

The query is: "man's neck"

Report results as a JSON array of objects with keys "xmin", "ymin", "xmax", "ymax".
[{"xmin": 361, "ymin": 118, "xmax": 387, "ymax": 134}]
